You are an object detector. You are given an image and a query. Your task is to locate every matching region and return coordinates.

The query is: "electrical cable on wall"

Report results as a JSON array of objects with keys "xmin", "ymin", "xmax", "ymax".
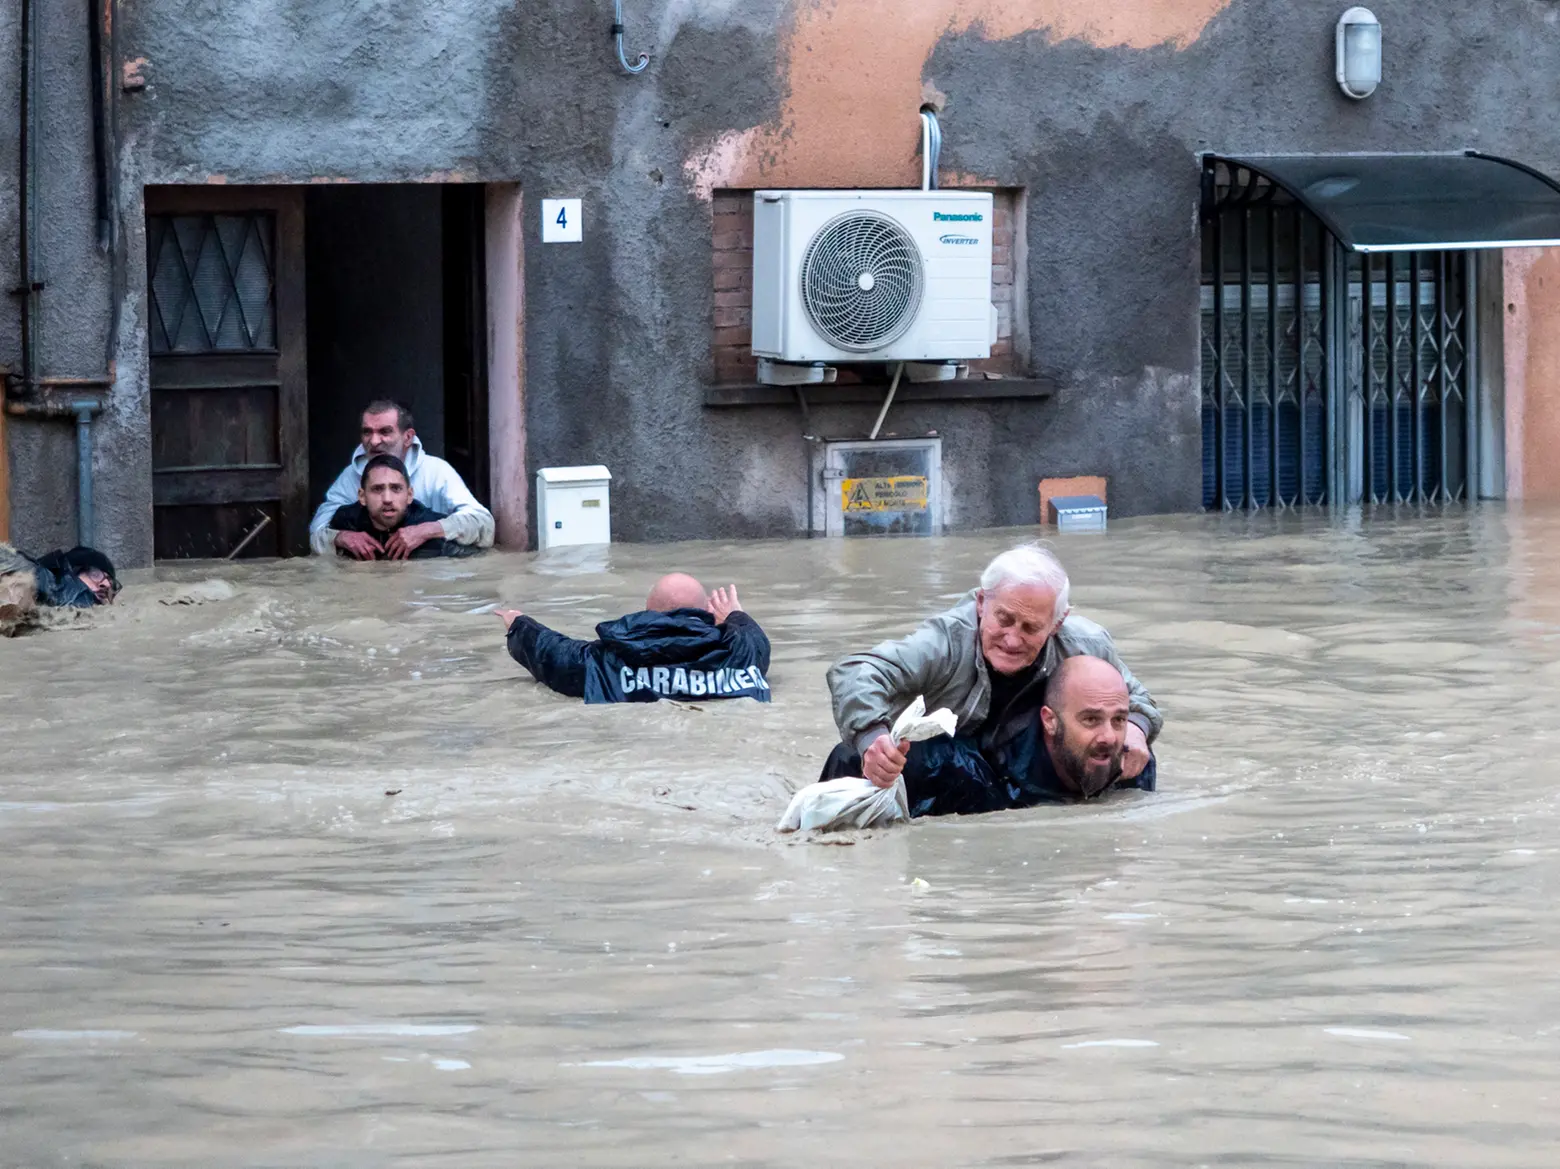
[
  {"xmin": 920, "ymin": 108, "xmax": 941, "ymax": 191},
  {"xmin": 613, "ymin": 0, "xmax": 649, "ymax": 74}
]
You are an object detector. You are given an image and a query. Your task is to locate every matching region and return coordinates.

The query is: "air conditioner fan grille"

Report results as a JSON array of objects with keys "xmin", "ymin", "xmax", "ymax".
[{"xmin": 800, "ymin": 210, "xmax": 924, "ymax": 351}]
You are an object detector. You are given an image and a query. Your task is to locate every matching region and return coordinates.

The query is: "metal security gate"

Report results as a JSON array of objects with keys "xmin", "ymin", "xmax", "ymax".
[{"xmin": 1201, "ymin": 159, "xmax": 1480, "ymax": 509}]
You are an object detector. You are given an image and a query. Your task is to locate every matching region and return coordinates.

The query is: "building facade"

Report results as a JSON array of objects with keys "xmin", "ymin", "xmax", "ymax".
[{"xmin": 5, "ymin": 0, "xmax": 1560, "ymax": 565}]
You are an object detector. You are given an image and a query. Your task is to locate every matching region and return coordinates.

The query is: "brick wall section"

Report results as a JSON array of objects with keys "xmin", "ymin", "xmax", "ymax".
[
  {"xmin": 713, "ymin": 192, "xmax": 758, "ymax": 385},
  {"xmin": 711, "ymin": 189, "xmax": 1020, "ymax": 384},
  {"xmin": 979, "ymin": 193, "xmax": 1017, "ymax": 376}
]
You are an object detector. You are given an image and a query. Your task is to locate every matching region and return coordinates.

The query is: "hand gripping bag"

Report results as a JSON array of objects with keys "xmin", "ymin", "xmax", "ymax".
[{"xmin": 776, "ymin": 697, "xmax": 957, "ymax": 833}]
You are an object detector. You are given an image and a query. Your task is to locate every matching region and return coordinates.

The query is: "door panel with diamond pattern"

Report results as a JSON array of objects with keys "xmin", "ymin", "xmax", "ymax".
[{"xmin": 146, "ymin": 187, "xmax": 307, "ymax": 558}]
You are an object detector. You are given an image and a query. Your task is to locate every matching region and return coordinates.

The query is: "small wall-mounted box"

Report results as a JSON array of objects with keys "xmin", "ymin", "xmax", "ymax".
[
  {"xmin": 1048, "ymin": 494, "xmax": 1108, "ymax": 533},
  {"xmin": 536, "ymin": 465, "xmax": 612, "ymax": 550}
]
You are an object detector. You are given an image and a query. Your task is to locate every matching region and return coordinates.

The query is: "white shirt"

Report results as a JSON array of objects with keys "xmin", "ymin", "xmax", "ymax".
[{"xmin": 309, "ymin": 437, "xmax": 495, "ymax": 554}]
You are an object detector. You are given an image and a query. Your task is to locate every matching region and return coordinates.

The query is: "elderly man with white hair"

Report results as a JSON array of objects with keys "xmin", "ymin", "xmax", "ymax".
[{"xmin": 821, "ymin": 542, "xmax": 1162, "ymax": 817}]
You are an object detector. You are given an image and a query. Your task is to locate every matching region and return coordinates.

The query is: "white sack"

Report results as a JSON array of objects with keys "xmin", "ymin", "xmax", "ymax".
[{"xmin": 776, "ymin": 696, "xmax": 957, "ymax": 834}]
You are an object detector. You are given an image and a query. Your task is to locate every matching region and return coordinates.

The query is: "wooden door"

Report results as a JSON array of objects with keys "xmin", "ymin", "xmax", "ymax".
[{"xmin": 146, "ymin": 187, "xmax": 307, "ymax": 558}]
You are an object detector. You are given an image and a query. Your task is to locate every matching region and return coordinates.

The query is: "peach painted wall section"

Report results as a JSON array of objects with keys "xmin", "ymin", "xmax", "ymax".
[
  {"xmin": 486, "ymin": 184, "xmax": 528, "ymax": 548},
  {"xmin": 685, "ymin": 0, "xmax": 1233, "ymax": 196},
  {"xmin": 1503, "ymin": 248, "xmax": 1560, "ymax": 502}
]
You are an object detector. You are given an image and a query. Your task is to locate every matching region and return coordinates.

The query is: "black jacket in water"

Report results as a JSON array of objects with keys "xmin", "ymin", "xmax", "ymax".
[
  {"xmin": 0, "ymin": 544, "xmax": 115, "ymax": 608},
  {"xmin": 506, "ymin": 609, "xmax": 772, "ymax": 704},
  {"xmin": 818, "ymin": 724, "xmax": 1155, "ymax": 819},
  {"xmin": 327, "ymin": 502, "xmax": 479, "ymax": 559}
]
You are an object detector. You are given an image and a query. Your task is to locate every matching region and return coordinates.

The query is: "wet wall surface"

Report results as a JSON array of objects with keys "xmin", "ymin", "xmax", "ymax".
[
  {"xmin": 5, "ymin": 511, "xmax": 1560, "ymax": 1164},
  {"xmin": 10, "ymin": 2, "xmax": 1560, "ymax": 563}
]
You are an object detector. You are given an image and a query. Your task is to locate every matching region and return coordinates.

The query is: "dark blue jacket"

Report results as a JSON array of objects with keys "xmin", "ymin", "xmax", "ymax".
[
  {"xmin": 328, "ymin": 501, "xmax": 478, "ymax": 559},
  {"xmin": 506, "ymin": 608, "xmax": 772, "ymax": 704}
]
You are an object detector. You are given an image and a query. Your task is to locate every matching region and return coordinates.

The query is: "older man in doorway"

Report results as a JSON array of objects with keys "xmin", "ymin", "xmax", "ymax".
[
  {"xmin": 820, "ymin": 542, "xmax": 1161, "ymax": 818},
  {"xmin": 310, "ymin": 400, "xmax": 494, "ymax": 559}
]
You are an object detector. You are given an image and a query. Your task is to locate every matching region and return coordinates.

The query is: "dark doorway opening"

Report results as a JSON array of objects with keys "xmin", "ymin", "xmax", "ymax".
[
  {"xmin": 145, "ymin": 183, "xmax": 490, "ymax": 560},
  {"xmin": 304, "ymin": 184, "xmax": 489, "ymax": 527}
]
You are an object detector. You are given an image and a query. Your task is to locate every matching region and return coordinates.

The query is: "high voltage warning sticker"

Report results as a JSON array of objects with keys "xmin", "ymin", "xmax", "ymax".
[{"xmin": 842, "ymin": 475, "xmax": 929, "ymax": 512}]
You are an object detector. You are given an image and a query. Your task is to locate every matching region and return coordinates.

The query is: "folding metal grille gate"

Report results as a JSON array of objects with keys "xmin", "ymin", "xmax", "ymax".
[{"xmin": 1201, "ymin": 159, "xmax": 1481, "ymax": 509}]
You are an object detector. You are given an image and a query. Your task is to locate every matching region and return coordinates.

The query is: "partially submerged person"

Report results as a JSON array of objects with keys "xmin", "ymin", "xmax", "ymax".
[
  {"xmin": 0, "ymin": 543, "xmax": 119, "ymax": 636},
  {"xmin": 820, "ymin": 542, "xmax": 1160, "ymax": 817},
  {"xmin": 496, "ymin": 574, "xmax": 772, "ymax": 703},
  {"xmin": 1029, "ymin": 655, "xmax": 1153, "ymax": 802},
  {"xmin": 312, "ymin": 454, "xmax": 479, "ymax": 560},
  {"xmin": 311, "ymin": 400, "xmax": 494, "ymax": 560}
]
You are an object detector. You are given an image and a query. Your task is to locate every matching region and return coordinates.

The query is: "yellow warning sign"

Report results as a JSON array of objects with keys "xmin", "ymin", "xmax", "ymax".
[{"xmin": 842, "ymin": 475, "xmax": 929, "ymax": 512}]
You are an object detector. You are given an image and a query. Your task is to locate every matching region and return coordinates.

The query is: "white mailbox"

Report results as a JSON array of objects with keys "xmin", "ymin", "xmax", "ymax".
[{"xmin": 536, "ymin": 465, "xmax": 612, "ymax": 549}]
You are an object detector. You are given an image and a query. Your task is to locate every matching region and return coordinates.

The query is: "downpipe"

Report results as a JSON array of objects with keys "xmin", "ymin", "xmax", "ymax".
[
  {"xmin": 4, "ymin": 398, "xmax": 103, "ymax": 546},
  {"xmin": 14, "ymin": 0, "xmax": 41, "ymax": 386},
  {"xmin": 73, "ymin": 400, "xmax": 97, "ymax": 545}
]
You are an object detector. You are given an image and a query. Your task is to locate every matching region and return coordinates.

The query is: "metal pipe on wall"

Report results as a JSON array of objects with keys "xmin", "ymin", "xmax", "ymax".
[
  {"xmin": 919, "ymin": 109, "xmax": 941, "ymax": 192},
  {"xmin": 15, "ymin": 0, "xmax": 42, "ymax": 392},
  {"xmin": 612, "ymin": 0, "xmax": 649, "ymax": 73},
  {"xmin": 4, "ymin": 399, "xmax": 101, "ymax": 546},
  {"xmin": 73, "ymin": 401, "xmax": 97, "ymax": 545},
  {"xmin": 88, "ymin": 0, "xmax": 117, "ymax": 253},
  {"xmin": 36, "ymin": 375, "xmax": 113, "ymax": 389}
]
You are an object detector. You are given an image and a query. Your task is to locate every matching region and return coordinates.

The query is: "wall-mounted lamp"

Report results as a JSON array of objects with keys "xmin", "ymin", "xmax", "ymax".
[{"xmin": 1336, "ymin": 7, "xmax": 1381, "ymax": 99}]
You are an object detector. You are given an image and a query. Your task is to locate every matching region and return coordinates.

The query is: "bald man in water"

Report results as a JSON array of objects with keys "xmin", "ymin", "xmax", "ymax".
[
  {"xmin": 495, "ymin": 574, "xmax": 772, "ymax": 703},
  {"xmin": 1029, "ymin": 655, "xmax": 1156, "ymax": 802}
]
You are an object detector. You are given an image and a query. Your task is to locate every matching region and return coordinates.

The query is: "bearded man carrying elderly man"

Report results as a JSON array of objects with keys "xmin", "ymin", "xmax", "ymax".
[{"xmin": 821, "ymin": 542, "xmax": 1162, "ymax": 818}]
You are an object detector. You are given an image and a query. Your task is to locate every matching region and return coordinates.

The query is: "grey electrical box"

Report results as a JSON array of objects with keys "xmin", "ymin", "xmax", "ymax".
[
  {"xmin": 1049, "ymin": 494, "xmax": 1107, "ymax": 533},
  {"xmin": 816, "ymin": 438, "xmax": 942, "ymax": 537}
]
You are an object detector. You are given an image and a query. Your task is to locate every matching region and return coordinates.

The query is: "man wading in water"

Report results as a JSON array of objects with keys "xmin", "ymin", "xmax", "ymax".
[
  {"xmin": 1031, "ymin": 654, "xmax": 1144, "ymax": 802},
  {"xmin": 820, "ymin": 542, "xmax": 1161, "ymax": 817},
  {"xmin": 496, "ymin": 575, "xmax": 772, "ymax": 704}
]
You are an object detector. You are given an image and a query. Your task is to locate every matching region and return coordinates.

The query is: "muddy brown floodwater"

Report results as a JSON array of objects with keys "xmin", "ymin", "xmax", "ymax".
[{"xmin": 5, "ymin": 509, "xmax": 1560, "ymax": 1166}]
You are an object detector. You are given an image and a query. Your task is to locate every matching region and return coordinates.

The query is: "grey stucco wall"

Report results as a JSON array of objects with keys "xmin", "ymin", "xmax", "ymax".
[
  {"xmin": 2, "ymin": 0, "xmax": 123, "ymax": 554},
  {"xmin": 8, "ymin": 0, "xmax": 1560, "ymax": 564}
]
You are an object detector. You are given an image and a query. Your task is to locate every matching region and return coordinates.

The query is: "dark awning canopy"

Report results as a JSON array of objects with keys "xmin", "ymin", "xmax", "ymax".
[{"xmin": 1210, "ymin": 151, "xmax": 1560, "ymax": 252}]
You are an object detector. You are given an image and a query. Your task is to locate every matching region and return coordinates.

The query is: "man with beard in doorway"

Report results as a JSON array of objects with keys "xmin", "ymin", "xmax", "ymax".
[
  {"xmin": 313, "ymin": 454, "xmax": 479, "ymax": 560},
  {"xmin": 819, "ymin": 542, "xmax": 1159, "ymax": 818},
  {"xmin": 311, "ymin": 400, "xmax": 494, "ymax": 560}
]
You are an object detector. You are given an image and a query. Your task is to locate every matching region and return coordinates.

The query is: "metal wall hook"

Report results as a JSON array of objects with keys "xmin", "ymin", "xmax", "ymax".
[{"xmin": 613, "ymin": 0, "xmax": 649, "ymax": 74}]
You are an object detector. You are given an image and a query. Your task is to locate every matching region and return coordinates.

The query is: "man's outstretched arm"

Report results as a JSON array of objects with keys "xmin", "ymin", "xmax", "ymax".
[{"xmin": 496, "ymin": 609, "xmax": 590, "ymax": 698}]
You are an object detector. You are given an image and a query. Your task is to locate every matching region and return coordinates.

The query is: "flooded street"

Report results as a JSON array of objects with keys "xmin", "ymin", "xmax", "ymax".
[{"xmin": 6, "ymin": 508, "xmax": 1560, "ymax": 1167}]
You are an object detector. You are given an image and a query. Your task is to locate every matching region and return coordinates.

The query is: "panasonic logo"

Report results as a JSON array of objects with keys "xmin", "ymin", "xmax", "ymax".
[{"xmin": 933, "ymin": 211, "xmax": 984, "ymax": 222}]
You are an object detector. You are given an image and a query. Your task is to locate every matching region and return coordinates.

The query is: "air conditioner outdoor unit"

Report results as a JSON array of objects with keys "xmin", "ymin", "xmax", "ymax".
[{"xmin": 751, "ymin": 189, "xmax": 995, "ymax": 366}]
